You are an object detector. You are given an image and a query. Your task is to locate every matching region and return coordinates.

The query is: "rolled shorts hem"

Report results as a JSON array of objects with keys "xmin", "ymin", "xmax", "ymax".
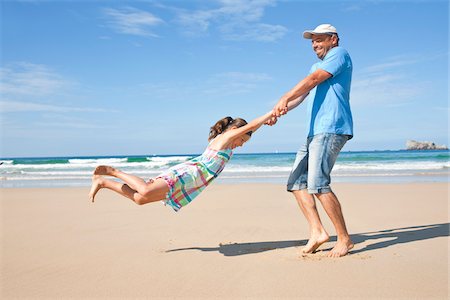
[
  {"xmin": 287, "ymin": 183, "xmax": 307, "ymax": 192},
  {"xmin": 287, "ymin": 184, "xmax": 332, "ymax": 194},
  {"xmin": 307, "ymin": 187, "xmax": 332, "ymax": 194}
]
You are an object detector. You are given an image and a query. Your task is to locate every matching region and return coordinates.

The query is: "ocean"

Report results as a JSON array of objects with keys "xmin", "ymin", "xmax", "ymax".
[{"xmin": 0, "ymin": 150, "xmax": 449, "ymax": 188}]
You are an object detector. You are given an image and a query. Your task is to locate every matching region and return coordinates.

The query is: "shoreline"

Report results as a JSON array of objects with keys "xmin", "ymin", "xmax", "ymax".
[
  {"xmin": 1, "ymin": 182, "xmax": 449, "ymax": 299},
  {"xmin": 1, "ymin": 173, "xmax": 449, "ymax": 189}
]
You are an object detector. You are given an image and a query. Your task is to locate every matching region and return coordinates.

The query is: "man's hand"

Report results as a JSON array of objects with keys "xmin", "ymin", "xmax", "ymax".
[
  {"xmin": 265, "ymin": 116, "xmax": 278, "ymax": 126},
  {"xmin": 273, "ymin": 99, "xmax": 288, "ymax": 117}
]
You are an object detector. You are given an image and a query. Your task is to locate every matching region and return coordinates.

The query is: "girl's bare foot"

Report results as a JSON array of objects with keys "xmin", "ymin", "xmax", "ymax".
[
  {"xmin": 89, "ymin": 175, "xmax": 104, "ymax": 202},
  {"xmin": 302, "ymin": 231, "xmax": 330, "ymax": 254},
  {"xmin": 93, "ymin": 165, "xmax": 117, "ymax": 176}
]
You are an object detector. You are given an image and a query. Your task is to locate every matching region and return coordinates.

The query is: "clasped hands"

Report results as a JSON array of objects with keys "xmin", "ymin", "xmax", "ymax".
[{"xmin": 265, "ymin": 99, "xmax": 288, "ymax": 126}]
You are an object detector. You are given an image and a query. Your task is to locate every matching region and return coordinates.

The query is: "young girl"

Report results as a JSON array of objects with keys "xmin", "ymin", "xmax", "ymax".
[{"xmin": 89, "ymin": 111, "xmax": 273, "ymax": 211}]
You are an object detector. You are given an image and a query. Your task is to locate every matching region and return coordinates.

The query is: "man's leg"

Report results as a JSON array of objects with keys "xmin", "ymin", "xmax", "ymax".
[
  {"xmin": 287, "ymin": 142, "xmax": 329, "ymax": 253},
  {"xmin": 293, "ymin": 189, "xmax": 329, "ymax": 253},
  {"xmin": 315, "ymin": 191, "xmax": 353, "ymax": 257},
  {"xmin": 307, "ymin": 134, "xmax": 353, "ymax": 257}
]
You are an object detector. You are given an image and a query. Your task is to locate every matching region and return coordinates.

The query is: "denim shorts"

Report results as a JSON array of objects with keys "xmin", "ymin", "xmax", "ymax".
[{"xmin": 287, "ymin": 133, "xmax": 350, "ymax": 194}]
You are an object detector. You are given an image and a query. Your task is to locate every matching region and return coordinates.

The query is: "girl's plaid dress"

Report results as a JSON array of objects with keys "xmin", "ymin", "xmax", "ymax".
[{"xmin": 155, "ymin": 147, "xmax": 233, "ymax": 212}]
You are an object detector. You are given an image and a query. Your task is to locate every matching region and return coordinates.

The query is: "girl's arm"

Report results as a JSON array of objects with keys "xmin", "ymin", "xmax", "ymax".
[
  {"xmin": 287, "ymin": 93, "xmax": 308, "ymax": 112},
  {"xmin": 220, "ymin": 111, "xmax": 273, "ymax": 142}
]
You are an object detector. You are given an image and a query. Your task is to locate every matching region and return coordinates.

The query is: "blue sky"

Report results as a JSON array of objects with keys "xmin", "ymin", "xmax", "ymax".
[{"xmin": 1, "ymin": 0, "xmax": 448, "ymax": 157}]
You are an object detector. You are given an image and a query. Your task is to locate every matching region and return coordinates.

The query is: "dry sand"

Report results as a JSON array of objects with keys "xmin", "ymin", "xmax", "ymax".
[{"xmin": 1, "ymin": 183, "xmax": 449, "ymax": 299}]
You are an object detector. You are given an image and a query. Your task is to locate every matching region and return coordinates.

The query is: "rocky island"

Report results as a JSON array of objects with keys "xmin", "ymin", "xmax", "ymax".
[{"xmin": 406, "ymin": 140, "xmax": 448, "ymax": 150}]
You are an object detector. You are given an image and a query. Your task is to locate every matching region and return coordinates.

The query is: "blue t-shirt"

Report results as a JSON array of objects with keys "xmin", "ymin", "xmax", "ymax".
[{"xmin": 306, "ymin": 46, "xmax": 353, "ymax": 138}]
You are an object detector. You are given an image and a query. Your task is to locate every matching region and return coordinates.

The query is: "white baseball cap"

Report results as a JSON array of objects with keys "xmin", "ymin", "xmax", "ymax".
[{"xmin": 303, "ymin": 24, "xmax": 338, "ymax": 39}]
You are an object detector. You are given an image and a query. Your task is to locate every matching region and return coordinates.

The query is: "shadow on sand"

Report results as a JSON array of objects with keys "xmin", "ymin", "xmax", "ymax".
[{"xmin": 165, "ymin": 223, "xmax": 449, "ymax": 257}]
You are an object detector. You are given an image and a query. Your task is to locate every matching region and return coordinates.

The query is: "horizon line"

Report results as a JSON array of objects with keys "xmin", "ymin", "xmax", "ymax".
[{"xmin": 1, "ymin": 148, "xmax": 449, "ymax": 160}]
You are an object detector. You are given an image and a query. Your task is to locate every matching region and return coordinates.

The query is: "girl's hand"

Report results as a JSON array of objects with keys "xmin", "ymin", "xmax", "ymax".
[{"xmin": 265, "ymin": 116, "xmax": 278, "ymax": 126}]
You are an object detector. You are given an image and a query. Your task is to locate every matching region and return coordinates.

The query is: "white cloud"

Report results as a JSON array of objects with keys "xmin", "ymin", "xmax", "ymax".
[
  {"xmin": 216, "ymin": 0, "xmax": 275, "ymax": 23},
  {"xmin": 360, "ymin": 55, "xmax": 424, "ymax": 74},
  {"xmin": 102, "ymin": 7, "xmax": 164, "ymax": 37},
  {"xmin": 341, "ymin": 4, "xmax": 362, "ymax": 12},
  {"xmin": 0, "ymin": 62, "xmax": 70, "ymax": 96},
  {"xmin": 221, "ymin": 22, "xmax": 287, "ymax": 42},
  {"xmin": 0, "ymin": 62, "xmax": 115, "ymax": 115},
  {"xmin": 100, "ymin": 1, "xmax": 286, "ymax": 41},
  {"xmin": 0, "ymin": 100, "xmax": 114, "ymax": 113},
  {"xmin": 203, "ymin": 71, "xmax": 272, "ymax": 95},
  {"xmin": 175, "ymin": 0, "xmax": 287, "ymax": 42},
  {"xmin": 351, "ymin": 75, "xmax": 424, "ymax": 107},
  {"xmin": 35, "ymin": 114, "xmax": 113, "ymax": 129},
  {"xmin": 135, "ymin": 71, "xmax": 272, "ymax": 100},
  {"xmin": 214, "ymin": 71, "xmax": 272, "ymax": 82},
  {"xmin": 351, "ymin": 55, "xmax": 430, "ymax": 106}
]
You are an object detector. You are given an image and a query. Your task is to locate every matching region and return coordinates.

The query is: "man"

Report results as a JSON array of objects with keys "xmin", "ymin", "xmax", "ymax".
[{"xmin": 271, "ymin": 24, "xmax": 354, "ymax": 257}]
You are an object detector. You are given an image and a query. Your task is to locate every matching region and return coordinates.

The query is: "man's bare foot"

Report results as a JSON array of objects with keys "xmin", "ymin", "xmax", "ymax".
[
  {"xmin": 89, "ymin": 175, "xmax": 104, "ymax": 202},
  {"xmin": 328, "ymin": 238, "xmax": 354, "ymax": 258},
  {"xmin": 302, "ymin": 231, "xmax": 330, "ymax": 254},
  {"xmin": 93, "ymin": 165, "xmax": 117, "ymax": 176}
]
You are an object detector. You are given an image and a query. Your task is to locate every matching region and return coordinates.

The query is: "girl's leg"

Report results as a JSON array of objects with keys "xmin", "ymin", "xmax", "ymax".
[
  {"xmin": 89, "ymin": 176, "xmax": 138, "ymax": 203},
  {"xmin": 94, "ymin": 165, "xmax": 151, "ymax": 195},
  {"xmin": 89, "ymin": 175, "xmax": 169, "ymax": 205}
]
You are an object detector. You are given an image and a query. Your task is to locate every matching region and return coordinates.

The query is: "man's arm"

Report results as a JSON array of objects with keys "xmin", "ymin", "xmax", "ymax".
[
  {"xmin": 266, "ymin": 93, "xmax": 308, "ymax": 126},
  {"xmin": 273, "ymin": 68, "xmax": 332, "ymax": 117}
]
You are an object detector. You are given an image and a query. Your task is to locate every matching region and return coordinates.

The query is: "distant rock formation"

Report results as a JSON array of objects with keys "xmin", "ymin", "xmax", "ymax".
[{"xmin": 406, "ymin": 140, "xmax": 448, "ymax": 150}]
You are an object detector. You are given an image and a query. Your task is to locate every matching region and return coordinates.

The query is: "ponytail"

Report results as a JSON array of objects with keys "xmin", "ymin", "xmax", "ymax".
[
  {"xmin": 209, "ymin": 117, "xmax": 233, "ymax": 141},
  {"xmin": 208, "ymin": 116, "xmax": 250, "ymax": 141}
]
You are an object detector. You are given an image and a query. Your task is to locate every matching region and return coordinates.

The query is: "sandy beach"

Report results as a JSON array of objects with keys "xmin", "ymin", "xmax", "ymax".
[{"xmin": 1, "ymin": 183, "xmax": 449, "ymax": 299}]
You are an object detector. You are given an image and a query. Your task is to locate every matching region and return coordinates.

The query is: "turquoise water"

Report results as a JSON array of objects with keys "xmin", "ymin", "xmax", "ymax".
[{"xmin": 0, "ymin": 150, "xmax": 448, "ymax": 188}]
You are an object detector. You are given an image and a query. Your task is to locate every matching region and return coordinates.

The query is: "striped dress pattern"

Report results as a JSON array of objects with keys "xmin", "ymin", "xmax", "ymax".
[{"xmin": 156, "ymin": 147, "xmax": 233, "ymax": 212}]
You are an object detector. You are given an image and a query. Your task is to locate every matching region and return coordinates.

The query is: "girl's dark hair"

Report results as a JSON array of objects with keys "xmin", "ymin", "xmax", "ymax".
[{"xmin": 208, "ymin": 116, "xmax": 251, "ymax": 141}]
